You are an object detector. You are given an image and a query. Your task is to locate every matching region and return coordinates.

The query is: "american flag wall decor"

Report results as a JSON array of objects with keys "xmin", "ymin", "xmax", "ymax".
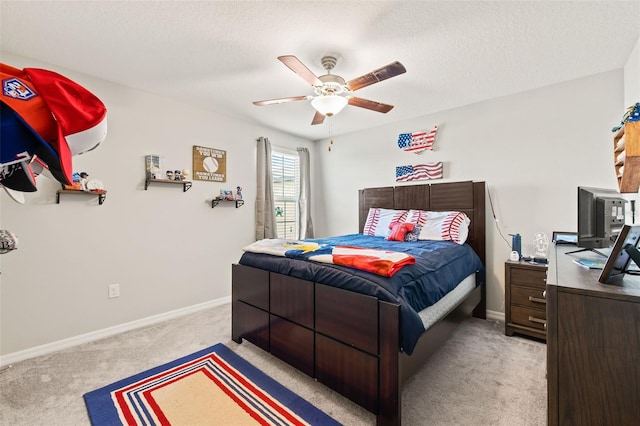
[
  {"xmin": 395, "ymin": 162, "xmax": 443, "ymax": 182},
  {"xmin": 397, "ymin": 125, "xmax": 438, "ymax": 154}
]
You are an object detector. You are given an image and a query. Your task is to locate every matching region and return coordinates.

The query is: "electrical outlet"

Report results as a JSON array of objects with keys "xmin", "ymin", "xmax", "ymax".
[{"xmin": 108, "ymin": 283, "xmax": 120, "ymax": 299}]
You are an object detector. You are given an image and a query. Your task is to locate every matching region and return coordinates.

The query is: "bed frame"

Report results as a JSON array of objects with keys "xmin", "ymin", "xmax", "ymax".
[{"xmin": 232, "ymin": 181, "xmax": 486, "ymax": 425}]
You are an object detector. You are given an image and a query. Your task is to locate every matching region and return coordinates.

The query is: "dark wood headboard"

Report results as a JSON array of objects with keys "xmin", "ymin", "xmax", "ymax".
[{"xmin": 358, "ymin": 181, "xmax": 486, "ymax": 264}]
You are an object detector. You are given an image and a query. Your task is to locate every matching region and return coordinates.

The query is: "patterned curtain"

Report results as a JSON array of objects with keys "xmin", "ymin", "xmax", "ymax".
[
  {"xmin": 297, "ymin": 147, "xmax": 314, "ymax": 239},
  {"xmin": 255, "ymin": 137, "xmax": 276, "ymax": 240}
]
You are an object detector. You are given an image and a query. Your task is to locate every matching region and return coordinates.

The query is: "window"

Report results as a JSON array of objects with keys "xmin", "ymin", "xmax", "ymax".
[{"xmin": 272, "ymin": 149, "xmax": 299, "ymax": 239}]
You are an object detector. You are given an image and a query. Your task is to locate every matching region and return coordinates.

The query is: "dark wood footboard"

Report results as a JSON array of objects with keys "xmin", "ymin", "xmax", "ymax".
[
  {"xmin": 232, "ymin": 263, "xmax": 399, "ymax": 411},
  {"xmin": 232, "ymin": 263, "xmax": 400, "ymax": 422},
  {"xmin": 232, "ymin": 263, "xmax": 483, "ymax": 425}
]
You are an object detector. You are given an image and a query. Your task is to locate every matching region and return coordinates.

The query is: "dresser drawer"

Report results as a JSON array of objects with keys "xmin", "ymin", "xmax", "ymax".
[
  {"xmin": 511, "ymin": 305, "xmax": 546, "ymax": 330},
  {"xmin": 509, "ymin": 267, "xmax": 547, "ymax": 289},
  {"xmin": 511, "ymin": 285, "xmax": 547, "ymax": 310}
]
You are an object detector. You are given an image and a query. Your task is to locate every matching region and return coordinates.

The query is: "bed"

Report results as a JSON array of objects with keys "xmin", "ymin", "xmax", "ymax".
[{"xmin": 232, "ymin": 180, "xmax": 486, "ymax": 425}]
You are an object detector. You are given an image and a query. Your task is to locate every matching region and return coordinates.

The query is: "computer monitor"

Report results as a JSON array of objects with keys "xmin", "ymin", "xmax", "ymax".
[{"xmin": 575, "ymin": 186, "xmax": 626, "ymax": 255}]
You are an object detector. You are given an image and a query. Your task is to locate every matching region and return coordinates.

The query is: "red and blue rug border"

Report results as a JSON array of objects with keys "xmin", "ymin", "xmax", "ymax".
[{"xmin": 83, "ymin": 343, "xmax": 341, "ymax": 425}]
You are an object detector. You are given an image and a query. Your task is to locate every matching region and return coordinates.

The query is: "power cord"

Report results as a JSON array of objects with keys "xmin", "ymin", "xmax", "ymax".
[{"xmin": 487, "ymin": 185, "xmax": 511, "ymax": 249}]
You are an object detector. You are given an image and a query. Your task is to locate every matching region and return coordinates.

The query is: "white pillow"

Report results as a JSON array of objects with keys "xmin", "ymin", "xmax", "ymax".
[
  {"xmin": 363, "ymin": 208, "xmax": 408, "ymax": 237},
  {"xmin": 405, "ymin": 209, "xmax": 429, "ymax": 227},
  {"xmin": 416, "ymin": 211, "xmax": 471, "ymax": 244}
]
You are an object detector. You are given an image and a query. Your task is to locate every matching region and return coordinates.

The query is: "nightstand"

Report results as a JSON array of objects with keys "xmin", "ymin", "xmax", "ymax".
[{"xmin": 505, "ymin": 260, "xmax": 547, "ymax": 341}]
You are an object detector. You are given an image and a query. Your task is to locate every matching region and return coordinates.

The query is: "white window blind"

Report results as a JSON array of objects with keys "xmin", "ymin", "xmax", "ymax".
[{"xmin": 271, "ymin": 150, "xmax": 299, "ymax": 239}]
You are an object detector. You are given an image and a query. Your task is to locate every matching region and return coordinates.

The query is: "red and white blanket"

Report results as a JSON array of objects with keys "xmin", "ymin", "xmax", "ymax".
[{"xmin": 242, "ymin": 239, "xmax": 415, "ymax": 277}]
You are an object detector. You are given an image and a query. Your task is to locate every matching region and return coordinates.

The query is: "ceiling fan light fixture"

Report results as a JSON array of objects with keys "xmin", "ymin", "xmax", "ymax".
[{"xmin": 311, "ymin": 95, "xmax": 348, "ymax": 117}]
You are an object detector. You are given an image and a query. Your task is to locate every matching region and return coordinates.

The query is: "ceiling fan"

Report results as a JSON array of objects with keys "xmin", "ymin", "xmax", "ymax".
[{"xmin": 253, "ymin": 55, "xmax": 406, "ymax": 125}]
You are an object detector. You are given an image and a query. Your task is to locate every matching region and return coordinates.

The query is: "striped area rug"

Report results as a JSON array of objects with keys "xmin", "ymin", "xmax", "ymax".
[{"xmin": 83, "ymin": 343, "xmax": 341, "ymax": 425}]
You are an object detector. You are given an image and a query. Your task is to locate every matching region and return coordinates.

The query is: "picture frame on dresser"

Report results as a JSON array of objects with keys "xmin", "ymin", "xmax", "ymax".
[{"xmin": 598, "ymin": 224, "xmax": 640, "ymax": 284}]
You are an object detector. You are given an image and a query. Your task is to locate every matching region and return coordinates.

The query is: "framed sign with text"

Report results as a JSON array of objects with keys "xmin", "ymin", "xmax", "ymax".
[{"xmin": 192, "ymin": 145, "xmax": 226, "ymax": 182}]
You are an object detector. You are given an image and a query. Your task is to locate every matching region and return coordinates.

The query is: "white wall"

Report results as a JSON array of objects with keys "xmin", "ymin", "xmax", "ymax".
[
  {"xmin": 624, "ymin": 37, "xmax": 640, "ymax": 107},
  {"xmin": 313, "ymin": 70, "xmax": 630, "ymax": 315},
  {"xmin": 0, "ymin": 52, "xmax": 314, "ymax": 357},
  {"xmin": 1, "ymin": 53, "xmax": 633, "ymax": 360}
]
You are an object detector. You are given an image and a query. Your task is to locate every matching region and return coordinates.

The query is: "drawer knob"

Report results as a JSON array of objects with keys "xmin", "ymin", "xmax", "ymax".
[{"xmin": 542, "ymin": 290, "xmax": 546, "ymax": 298}]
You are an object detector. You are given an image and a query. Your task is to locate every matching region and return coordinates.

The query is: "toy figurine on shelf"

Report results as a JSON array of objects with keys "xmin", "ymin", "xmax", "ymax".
[
  {"xmin": 63, "ymin": 171, "xmax": 104, "ymax": 193},
  {"xmin": 64, "ymin": 171, "xmax": 89, "ymax": 191},
  {"xmin": 79, "ymin": 172, "xmax": 90, "ymax": 191},
  {"xmin": 65, "ymin": 172, "xmax": 81, "ymax": 190},
  {"xmin": 149, "ymin": 166, "xmax": 160, "ymax": 179},
  {"xmin": 236, "ymin": 186, "xmax": 243, "ymax": 200}
]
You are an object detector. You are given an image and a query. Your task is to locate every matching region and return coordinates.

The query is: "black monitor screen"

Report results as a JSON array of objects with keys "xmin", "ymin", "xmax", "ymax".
[{"xmin": 577, "ymin": 186, "xmax": 626, "ymax": 249}]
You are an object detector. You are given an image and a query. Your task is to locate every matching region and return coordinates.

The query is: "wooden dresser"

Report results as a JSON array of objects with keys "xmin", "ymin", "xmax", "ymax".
[
  {"xmin": 505, "ymin": 260, "xmax": 547, "ymax": 341},
  {"xmin": 546, "ymin": 245, "xmax": 640, "ymax": 425}
]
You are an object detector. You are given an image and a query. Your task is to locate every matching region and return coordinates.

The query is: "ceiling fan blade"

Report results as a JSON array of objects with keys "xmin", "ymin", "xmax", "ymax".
[
  {"xmin": 278, "ymin": 55, "xmax": 323, "ymax": 87},
  {"xmin": 346, "ymin": 61, "xmax": 406, "ymax": 91},
  {"xmin": 348, "ymin": 97, "xmax": 394, "ymax": 113},
  {"xmin": 253, "ymin": 95, "xmax": 310, "ymax": 106},
  {"xmin": 311, "ymin": 111, "xmax": 325, "ymax": 125}
]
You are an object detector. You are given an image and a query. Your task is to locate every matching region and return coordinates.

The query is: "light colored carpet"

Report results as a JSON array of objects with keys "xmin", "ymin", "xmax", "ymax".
[{"xmin": 0, "ymin": 303, "xmax": 546, "ymax": 425}]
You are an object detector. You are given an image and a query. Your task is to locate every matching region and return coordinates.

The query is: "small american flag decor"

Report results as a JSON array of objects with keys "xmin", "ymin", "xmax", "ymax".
[
  {"xmin": 395, "ymin": 162, "xmax": 443, "ymax": 182},
  {"xmin": 397, "ymin": 125, "xmax": 438, "ymax": 154}
]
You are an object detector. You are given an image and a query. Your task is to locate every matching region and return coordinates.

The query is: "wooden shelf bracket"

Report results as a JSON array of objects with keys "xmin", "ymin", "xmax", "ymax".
[
  {"xmin": 56, "ymin": 190, "xmax": 107, "ymax": 205},
  {"xmin": 145, "ymin": 178, "xmax": 192, "ymax": 192},
  {"xmin": 212, "ymin": 198, "xmax": 244, "ymax": 208}
]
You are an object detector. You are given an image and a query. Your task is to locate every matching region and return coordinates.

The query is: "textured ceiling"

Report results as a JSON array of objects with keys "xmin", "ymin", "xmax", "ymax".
[{"xmin": 1, "ymin": 1, "xmax": 639, "ymax": 141}]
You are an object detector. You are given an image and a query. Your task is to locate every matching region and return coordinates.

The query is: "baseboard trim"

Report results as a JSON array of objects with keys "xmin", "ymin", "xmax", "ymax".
[
  {"xmin": 486, "ymin": 309, "xmax": 505, "ymax": 323},
  {"xmin": 0, "ymin": 297, "xmax": 230, "ymax": 367},
  {"xmin": 1, "ymin": 300, "xmax": 505, "ymax": 367}
]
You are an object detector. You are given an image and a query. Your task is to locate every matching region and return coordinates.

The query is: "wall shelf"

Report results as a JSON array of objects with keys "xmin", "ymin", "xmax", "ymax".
[
  {"xmin": 212, "ymin": 198, "xmax": 244, "ymax": 208},
  {"xmin": 145, "ymin": 178, "xmax": 192, "ymax": 192},
  {"xmin": 56, "ymin": 189, "xmax": 107, "ymax": 205},
  {"xmin": 614, "ymin": 121, "xmax": 640, "ymax": 193}
]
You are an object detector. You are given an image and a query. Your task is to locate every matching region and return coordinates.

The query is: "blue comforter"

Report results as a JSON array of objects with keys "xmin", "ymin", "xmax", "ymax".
[{"xmin": 238, "ymin": 234, "xmax": 484, "ymax": 355}]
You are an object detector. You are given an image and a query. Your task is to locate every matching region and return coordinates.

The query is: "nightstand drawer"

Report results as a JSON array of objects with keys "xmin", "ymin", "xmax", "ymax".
[
  {"xmin": 511, "ymin": 305, "xmax": 546, "ymax": 330},
  {"xmin": 510, "ymin": 267, "xmax": 547, "ymax": 289},
  {"xmin": 505, "ymin": 261, "xmax": 548, "ymax": 341},
  {"xmin": 511, "ymin": 285, "xmax": 547, "ymax": 309}
]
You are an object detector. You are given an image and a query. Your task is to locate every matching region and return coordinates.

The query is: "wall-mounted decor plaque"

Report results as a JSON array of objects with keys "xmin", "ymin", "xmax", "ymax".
[{"xmin": 193, "ymin": 145, "xmax": 226, "ymax": 182}]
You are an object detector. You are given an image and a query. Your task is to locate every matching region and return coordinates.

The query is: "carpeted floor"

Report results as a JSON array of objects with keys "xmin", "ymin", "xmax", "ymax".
[{"xmin": 0, "ymin": 303, "xmax": 547, "ymax": 425}]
